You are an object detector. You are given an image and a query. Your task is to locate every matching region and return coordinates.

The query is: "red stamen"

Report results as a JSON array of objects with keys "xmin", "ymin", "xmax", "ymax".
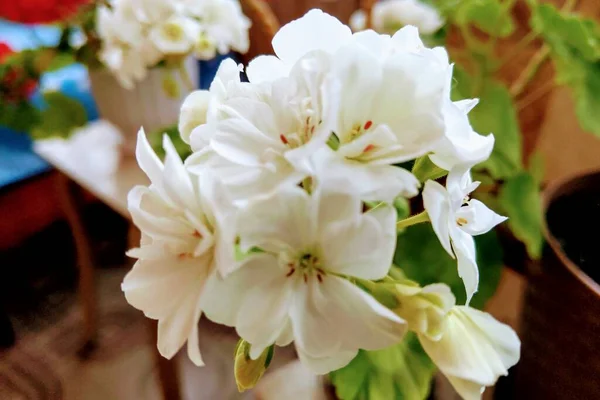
[
  {"xmin": 310, "ymin": 126, "xmax": 315, "ymax": 134},
  {"xmin": 192, "ymin": 230, "xmax": 201, "ymax": 238},
  {"xmin": 363, "ymin": 144, "xmax": 375, "ymax": 153},
  {"xmin": 286, "ymin": 268, "xmax": 295, "ymax": 277},
  {"xmin": 364, "ymin": 120, "xmax": 373, "ymax": 130},
  {"xmin": 303, "ymin": 274, "xmax": 308, "ymax": 283},
  {"xmin": 280, "ymin": 134, "xmax": 288, "ymax": 144},
  {"xmin": 317, "ymin": 274, "xmax": 323, "ymax": 283},
  {"xmin": 177, "ymin": 253, "xmax": 188, "ymax": 260}
]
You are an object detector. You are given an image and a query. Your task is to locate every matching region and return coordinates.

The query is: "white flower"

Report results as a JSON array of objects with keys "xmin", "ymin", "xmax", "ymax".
[
  {"xmin": 122, "ymin": 128, "xmax": 236, "ymax": 366},
  {"xmin": 419, "ymin": 306, "xmax": 520, "ymax": 400},
  {"xmin": 351, "ymin": 0, "xmax": 444, "ymax": 35},
  {"xmin": 428, "ymin": 77, "xmax": 495, "ymax": 171},
  {"xmin": 306, "ymin": 26, "xmax": 448, "ymax": 202},
  {"xmin": 149, "ymin": 15, "xmax": 202, "ymax": 54},
  {"xmin": 186, "ymin": 52, "xmax": 340, "ymax": 203},
  {"xmin": 422, "ymin": 168, "xmax": 507, "ymax": 304},
  {"xmin": 202, "ymin": 184, "xmax": 406, "ymax": 374},
  {"xmin": 195, "ymin": 0, "xmax": 251, "ymax": 56},
  {"xmin": 179, "ymin": 90, "xmax": 212, "ymax": 144}
]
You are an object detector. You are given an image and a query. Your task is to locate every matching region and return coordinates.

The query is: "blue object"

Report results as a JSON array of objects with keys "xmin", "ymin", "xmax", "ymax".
[
  {"xmin": 198, "ymin": 52, "xmax": 242, "ymax": 89},
  {"xmin": 0, "ymin": 128, "xmax": 51, "ymax": 189}
]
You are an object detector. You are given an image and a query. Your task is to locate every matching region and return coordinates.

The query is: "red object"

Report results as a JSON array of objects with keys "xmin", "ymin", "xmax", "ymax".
[
  {"xmin": 0, "ymin": 0, "xmax": 91, "ymax": 24},
  {"xmin": 0, "ymin": 42, "xmax": 37, "ymax": 101}
]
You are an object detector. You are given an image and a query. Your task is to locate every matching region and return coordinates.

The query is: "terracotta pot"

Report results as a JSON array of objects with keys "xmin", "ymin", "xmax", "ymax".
[
  {"xmin": 88, "ymin": 56, "xmax": 198, "ymax": 156},
  {"xmin": 515, "ymin": 169, "xmax": 600, "ymax": 399}
]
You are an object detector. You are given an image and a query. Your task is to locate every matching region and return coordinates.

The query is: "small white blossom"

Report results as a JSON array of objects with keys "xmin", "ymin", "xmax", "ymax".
[
  {"xmin": 422, "ymin": 168, "xmax": 507, "ymax": 303},
  {"xmin": 350, "ymin": 0, "xmax": 444, "ymax": 35}
]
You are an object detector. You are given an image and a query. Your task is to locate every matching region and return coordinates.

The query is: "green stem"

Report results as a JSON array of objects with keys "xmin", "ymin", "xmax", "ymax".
[
  {"xmin": 509, "ymin": 45, "xmax": 550, "ymax": 98},
  {"xmin": 396, "ymin": 211, "xmax": 429, "ymax": 231},
  {"xmin": 494, "ymin": 30, "xmax": 539, "ymax": 73}
]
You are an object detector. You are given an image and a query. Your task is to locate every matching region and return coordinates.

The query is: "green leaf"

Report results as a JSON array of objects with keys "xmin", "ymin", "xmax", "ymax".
[
  {"xmin": 330, "ymin": 334, "xmax": 435, "ymax": 400},
  {"xmin": 498, "ymin": 172, "xmax": 544, "ymax": 259},
  {"xmin": 411, "ymin": 155, "xmax": 447, "ymax": 182},
  {"xmin": 452, "ymin": 67, "xmax": 523, "ymax": 178},
  {"xmin": 452, "ymin": 0, "xmax": 515, "ymax": 37},
  {"xmin": 46, "ymin": 52, "xmax": 77, "ymax": 72},
  {"xmin": 0, "ymin": 100, "xmax": 41, "ymax": 133},
  {"xmin": 531, "ymin": 3, "xmax": 600, "ymax": 62},
  {"xmin": 528, "ymin": 151, "xmax": 545, "ymax": 184},
  {"xmin": 394, "ymin": 223, "xmax": 504, "ymax": 309},
  {"xmin": 148, "ymin": 124, "xmax": 192, "ymax": 160},
  {"xmin": 30, "ymin": 91, "xmax": 87, "ymax": 139}
]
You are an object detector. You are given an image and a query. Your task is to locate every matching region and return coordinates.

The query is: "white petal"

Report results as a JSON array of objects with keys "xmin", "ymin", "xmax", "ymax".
[
  {"xmin": 237, "ymin": 186, "xmax": 315, "ymax": 254},
  {"xmin": 351, "ymin": 30, "xmax": 392, "ymax": 59},
  {"xmin": 313, "ymin": 183, "xmax": 362, "ymax": 227},
  {"xmin": 349, "ymin": 10, "xmax": 366, "ymax": 32},
  {"xmin": 246, "ymin": 55, "xmax": 288, "ymax": 83},
  {"xmin": 422, "ymin": 180, "xmax": 453, "ymax": 256},
  {"xmin": 179, "ymin": 90, "xmax": 211, "ymax": 144},
  {"xmin": 450, "ymin": 228, "xmax": 479, "ymax": 305},
  {"xmin": 291, "ymin": 276, "xmax": 406, "ymax": 361},
  {"xmin": 296, "ymin": 346, "xmax": 358, "ymax": 375},
  {"xmin": 272, "ymin": 9, "xmax": 351, "ymax": 65},
  {"xmin": 457, "ymin": 199, "xmax": 507, "ymax": 236},
  {"xmin": 136, "ymin": 128, "xmax": 164, "ymax": 188},
  {"xmin": 419, "ymin": 307, "xmax": 520, "ymax": 395},
  {"xmin": 161, "ymin": 134, "xmax": 197, "ymax": 211},
  {"xmin": 320, "ymin": 204, "xmax": 397, "ymax": 280}
]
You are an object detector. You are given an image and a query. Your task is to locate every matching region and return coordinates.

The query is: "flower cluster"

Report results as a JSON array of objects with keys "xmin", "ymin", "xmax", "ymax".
[
  {"xmin": 350, "ymin": 0, "xmax": 444, "ymax": 35},
  {"xmin": 124, "ymin": 9, "xmax": 520, "ymax": 399},
  {"xmin": 96, "ymin": 0, "xmax": 251, "ymax": 88}
]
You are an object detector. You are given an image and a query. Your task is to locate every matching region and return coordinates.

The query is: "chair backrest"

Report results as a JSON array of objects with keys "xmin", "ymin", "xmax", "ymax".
[{"xmin": 239, "ymin": 0, "xmax": 375, "ymax": 62}]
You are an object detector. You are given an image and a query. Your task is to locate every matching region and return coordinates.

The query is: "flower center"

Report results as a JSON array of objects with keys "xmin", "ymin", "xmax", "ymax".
[
  {"xmin": 284, "ymin": 252, "xmax": 326, "ymax": 283},
  {"xmin": 195, "ymin": 33, "xmax": 213, "ymax": 52},
  {"xmin": 280, "ymin": 98, "xmax": 320, "ymax": 149},
  {"xmin": 163, "ymin": 22, "xmax": 184, "ymax": 42}
]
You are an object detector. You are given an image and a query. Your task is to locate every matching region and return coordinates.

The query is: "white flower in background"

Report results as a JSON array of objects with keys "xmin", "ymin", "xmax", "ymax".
[
  {"xmin": 96, "ymin": 0, "xmax": 251, "ymax": 88},
  {"xmin": 419, "ymin": 306, "xmax": 521, "ymax": 400},
  {"xmin": 122, "ymin": 129, "xmax": 236, "ymax": 366},
  {"xmin": 202, "ymin": 184, "xmax": 406, "ymax": 374},
  {"xmin": 149, "ymin": 15, "xmax": 201, "ymax": 54},
  {"xmin": 422, "ymin": 168, "xmax": 507, "ymax": 304},
  {"xmin": 196, "ymin": 0, "xmax": 252, "ymax": 56},
  {"xmin": 350, "ymin": 0, "xmax": 444, "ymax": 35}
]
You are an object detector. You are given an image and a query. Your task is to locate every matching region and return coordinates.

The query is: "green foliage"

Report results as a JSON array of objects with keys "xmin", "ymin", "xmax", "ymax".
[
  {"xmin": 528, "ymin": 151, "xmax": 545, "ymax": 184},
  {"xmin": 30, "ymin": 91, "xmax": 87, "ymax": 139},
  {"xmin": 445, "ymin": 0, "xmax": 515, "ymax": 37},
  {"xmin": 531, "ymin": 3, "xmax": 600, "ymax": 137},
  {"xmin": 411, "ymin": 155, "xmax": 447, "ymax": 183},
  {"xmin": 148, "ymin": 124, "xmax": 192, "ymax": 161},
  {"xmin": 531, "ymin": 3, "xmax": 600, "ymax": 62},
  {"xmin": 330, "ymin": 334, "xmax": 435, "ymax": 400},
  {"xmin": 394, "ymin": 223, "xmax": 503, "ymax": 309},
  {"xmin": 234, "ymin": 340, "xmax": 274, "ymax": 392},
  {"xmin": 498, "ymin": 172, "xmax": 543, "ymax": 259},
  {"xmin": 0, "ymin": 101, "xmax": 41, "ymax": 133},
  {"xmin": 452, "ymin": 67, "xmax": 523, "ymax": 179}
]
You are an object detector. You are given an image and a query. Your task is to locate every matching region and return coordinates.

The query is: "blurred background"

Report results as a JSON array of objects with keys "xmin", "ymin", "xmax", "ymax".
[{"xmin": 1, "ymin": 0, "xmax": 600, "ymax": 399}]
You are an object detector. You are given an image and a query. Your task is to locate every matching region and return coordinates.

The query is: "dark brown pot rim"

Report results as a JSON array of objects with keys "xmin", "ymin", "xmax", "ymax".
[{"xmin": 542, "ymin": 168, "xmax": 600, "ymax": 298}]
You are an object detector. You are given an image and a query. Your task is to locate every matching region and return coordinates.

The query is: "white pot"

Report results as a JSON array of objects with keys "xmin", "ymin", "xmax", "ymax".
[{"xmin": 88, "ymin": 56, "xmax": 199, "ymax": 156}]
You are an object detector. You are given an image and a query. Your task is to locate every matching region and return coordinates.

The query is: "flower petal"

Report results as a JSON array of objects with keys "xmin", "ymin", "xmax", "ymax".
[
  {"xmin": 246, "ymin": 55, "xmax": 288, "ymax": 83},
  {"xmin": 237, "ymin": 186, "xmax": 315, "ymax": 254},
  {"xmin": 296, "ymin": 346, "xmax": 358, "ymax": 375},
  {"xmin": 272, "ymin": 9, "xmax": 351, "ymax": 66},
  {"xmin": 320, "ymin": 204, "xmax": 397, "ymax": 280},
  {"xmin": 422, "ymin": 180, "xmax": 453, "ymax": 256},
  {"xmin": 450, "ymin": 228, "xmax": 479, "ymax": 305},
  {"xmin": 456, "ymin": 199, "xmax": 507, "ymax": 236}
]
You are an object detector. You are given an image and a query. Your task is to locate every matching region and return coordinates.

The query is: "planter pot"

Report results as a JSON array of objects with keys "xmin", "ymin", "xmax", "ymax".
[
  {"xmin": 515, "ymin": 169, "xmax": 600, "ymax": 399},
  {"xmin": 88, "ymin": 56, "xmax": 198, "ymax": 156}
]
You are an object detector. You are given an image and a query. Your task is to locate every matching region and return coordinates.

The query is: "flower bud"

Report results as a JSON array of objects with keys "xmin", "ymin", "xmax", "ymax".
[{"xmin": 234, "ymin": 339, "xmax": 274, "ymax": 392}]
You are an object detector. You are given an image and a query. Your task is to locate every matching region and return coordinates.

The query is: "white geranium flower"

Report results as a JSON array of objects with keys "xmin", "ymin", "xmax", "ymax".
[
  {"xmin": 351, "ymin": 0, "xmax": 444, "ymax": 35},
  {"xmin": 422, "ymin": 168, "xmax": 507, "ymax": 304},
  {"xmin": 428, "ymin": 75, "xmax": 496, "ymax": 171},
  {"xmin": 196, "ymin": 0, "xmax": 251, "ymax": 56},
  {"xmin": 122, "ymin": 128, "xmax": 236, "ymax": 366},
  {"xmin": 419, "ymin": 306, "xmax": 521, "ymax": 400},
  {"xmin": 149, "ymin": 16, "xmax": 202, "ymax": 54},
  {"xmin": 187, "ymin": 52, "xmax": 340, "ymax": 203},
  {"xmin": 202, "ymin": 184, "xmax": 406, "ymax": 374}
]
